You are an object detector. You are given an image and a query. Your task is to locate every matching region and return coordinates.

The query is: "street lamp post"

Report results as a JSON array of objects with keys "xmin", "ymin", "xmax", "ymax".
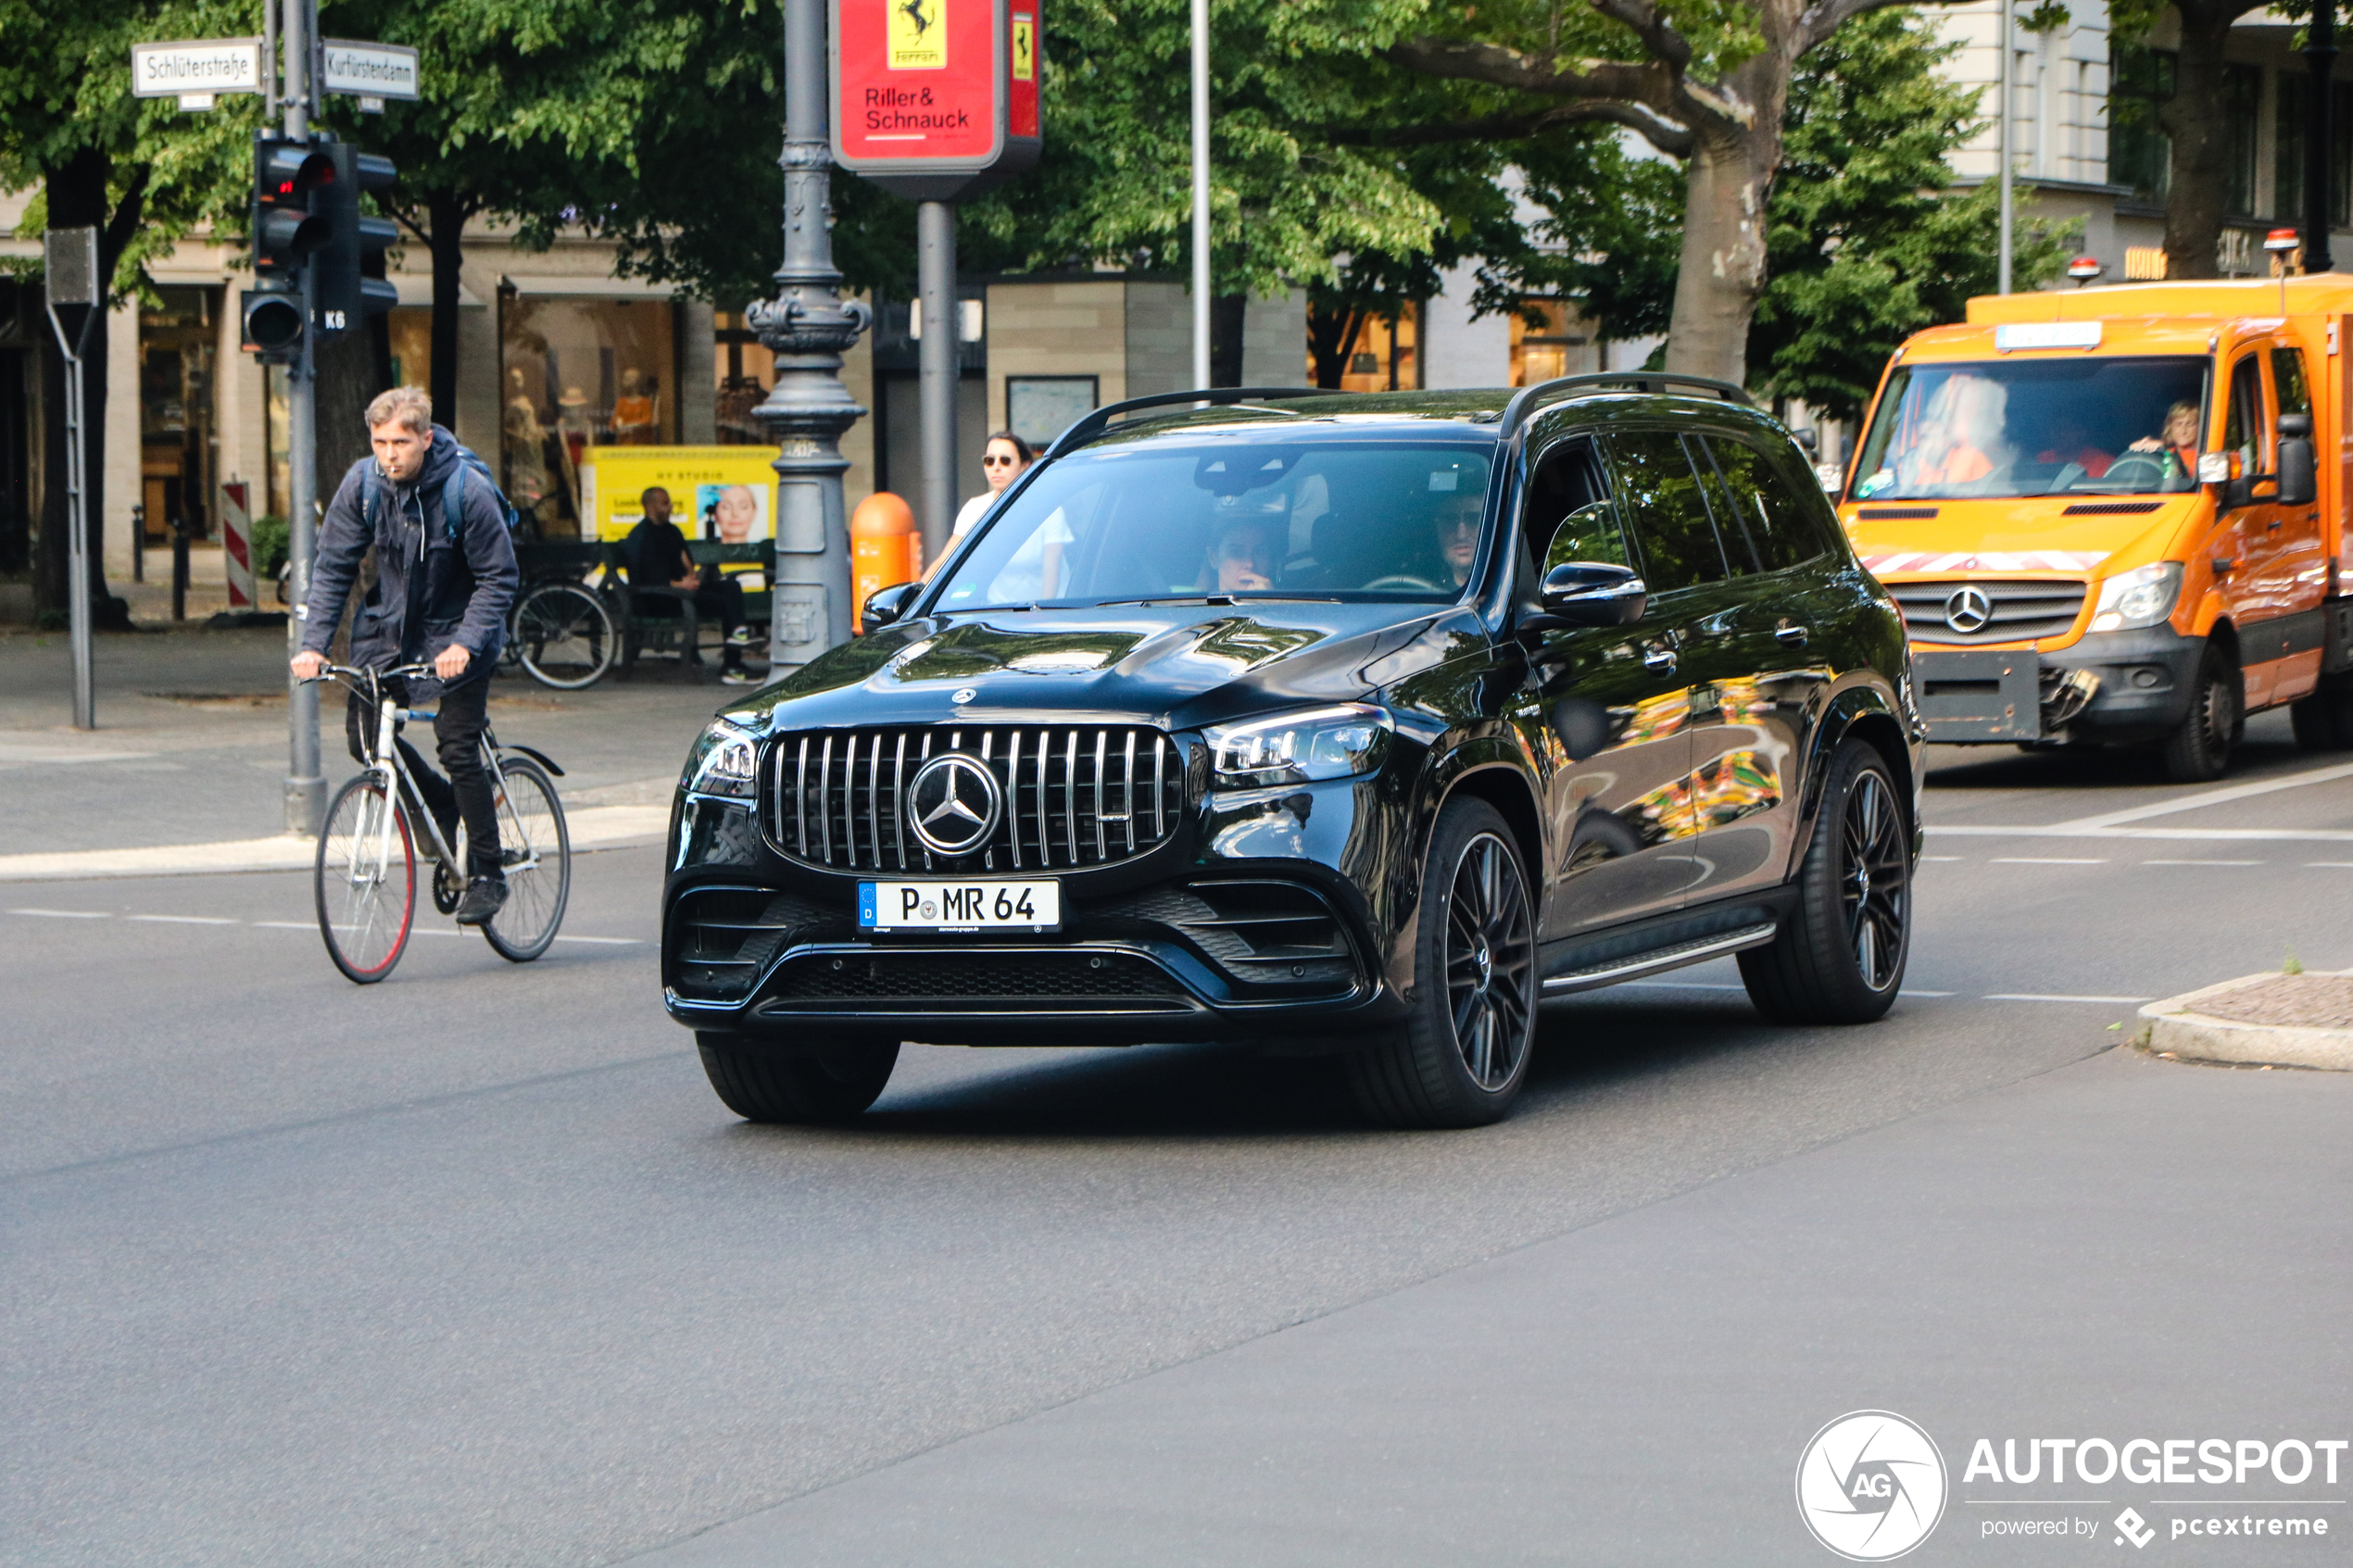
[
  {"xmin": 749, "ymin": 0, "xmax": 872, "ymax": 667},
  {"xmin": 1996, "ymin": 0, "xmax": 2013, "ymax": 295}
]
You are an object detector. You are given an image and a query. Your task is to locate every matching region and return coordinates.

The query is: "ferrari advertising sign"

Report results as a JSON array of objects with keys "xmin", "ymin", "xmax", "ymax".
[{"xmin": 832, "ymin": 0, "xmax": 1042, "ymax": 199}]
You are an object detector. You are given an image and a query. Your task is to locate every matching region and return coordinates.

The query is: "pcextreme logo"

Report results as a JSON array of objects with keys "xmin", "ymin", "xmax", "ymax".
[{"xmin": 1797, "ymin": 1411, "xmax": 1950, "ymax": 1562}]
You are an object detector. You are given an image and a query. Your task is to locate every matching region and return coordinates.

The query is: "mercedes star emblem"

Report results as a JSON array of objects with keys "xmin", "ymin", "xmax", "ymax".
[
  {"xmin": 951, "ymin": 687, "xmax": 978, "ymax": 704},
  {"xmin": 906, "ymin": 753, "xmax": 1002, "ymax": 857},
  {"xmin": 1943, "ymin": 584, "xmax": 1993, "ymax": 635}
]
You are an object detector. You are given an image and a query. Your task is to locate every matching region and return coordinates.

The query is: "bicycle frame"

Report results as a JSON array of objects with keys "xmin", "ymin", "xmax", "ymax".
[{"xmin": 321, "ymin": 663, "xmax": 539, "ymax": 889}]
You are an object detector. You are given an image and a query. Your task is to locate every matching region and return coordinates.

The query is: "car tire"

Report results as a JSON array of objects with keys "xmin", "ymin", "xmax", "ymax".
[
  {"xmin": 2289, "ymin": 689, "xmax": 2353, "ymax": 752},
  {"xmin": 1344, "ymin": 796, "xmax": 1537, "ymax": 1129},
  {"xmin": 2158, "ymin": 643, "xmax": 2238, "ymax": 782},
  {"xmin": 1739, "ymin": 737, "xmax": 1910, "ymax": 1026},
  {"xmin": 697, "ymin": 1031, "xmax": 900, "ymax": 1123}
]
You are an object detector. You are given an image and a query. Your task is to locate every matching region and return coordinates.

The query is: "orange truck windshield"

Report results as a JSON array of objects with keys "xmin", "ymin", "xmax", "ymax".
[{"xmin": 1851, "ymin": 357, "xmax": 2211, "ymax": 501}]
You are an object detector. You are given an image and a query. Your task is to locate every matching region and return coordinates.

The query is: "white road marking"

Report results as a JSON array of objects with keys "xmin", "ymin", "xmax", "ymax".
[
  {"xmin": 553, "ymin": 935, "xmax": 642, "ymax": 945},
  {"xmin": 2306, "ymin": 861, "xmax": 2353, "ymax": 868},
  {"xmin": 128, "ymin": 913, "xmax": 237, "ymax": 924},
  {"xmin": 1922, "ymin": 855, "xmax": 1964, "ymax": 861},
  {"xmin": 1933, "ymin": 825, "xmax": 2353, "ymax": 843},
  {"xmin": 2053, "ymin": 759, "xmax": 2353, "ymax": 830},
  {"xmin": 253, "ymin": 921, "xmax": 314, "ymax": 929},
  {"xmin": 1985, "ymin": 992, "xmax": 2151, "ymax": 1004},
  {"xmin": 2140, "ymin": 859, "xmax": 2261, "ymax": 866},
  {"xmin": 1992, "ymin": 857, "xmax": 2108, "ymax": 864},
  {"xmin": 10, "ymin": 908, "xmax": 110, "ymax": 918}
]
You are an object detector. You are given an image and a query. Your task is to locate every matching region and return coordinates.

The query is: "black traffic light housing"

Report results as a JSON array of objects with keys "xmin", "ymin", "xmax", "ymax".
[
  {"xmin": 313, "ymin": 144, "xmax": 400, "ymax": 341},
  {"xmin": 245, "ymin": 133, "xmax": 336, "ymax": 361}
]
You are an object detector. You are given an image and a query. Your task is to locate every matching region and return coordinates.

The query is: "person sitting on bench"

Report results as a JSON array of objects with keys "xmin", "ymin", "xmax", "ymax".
[{"xmin": 623, "ymin": 485, "xmax": 755, "ymax": 684}]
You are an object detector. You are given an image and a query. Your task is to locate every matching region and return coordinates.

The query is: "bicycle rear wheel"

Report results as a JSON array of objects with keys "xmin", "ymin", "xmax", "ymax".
[
  {"xmin": 482, "ymin": 756, "xmax": 570, "ymax": 961},
  {"xmin": 316, "ymin": 775, "xmax": 417, "ymax": 984},
  {"xmin": 514, "ymin": 583, "xmax": 614, "ymax": 689}
]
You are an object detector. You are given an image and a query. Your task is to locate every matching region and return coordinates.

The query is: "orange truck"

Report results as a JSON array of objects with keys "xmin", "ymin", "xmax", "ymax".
[{"xmin": 1836, "ymin": 274, "xmax": 2348, "ymax": 779}]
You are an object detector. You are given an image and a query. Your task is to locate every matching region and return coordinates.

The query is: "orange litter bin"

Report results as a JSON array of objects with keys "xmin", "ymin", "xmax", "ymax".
[{"xmin": 849, "ymin": 491, "xmax": 918, "ymax": 633}]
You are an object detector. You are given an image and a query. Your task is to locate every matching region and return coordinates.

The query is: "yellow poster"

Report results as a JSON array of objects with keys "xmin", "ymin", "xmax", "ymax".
[
  {"xmin": 888, "ymin": 0, "xmax": 947, "ymax": 69},
  {"xmin": 1012, "ymin": 14, "xmax": 1034, "ymax": 80},
  {"xmin": 580, "ymin": 447, "xmax": 778, "ymax": 577}
]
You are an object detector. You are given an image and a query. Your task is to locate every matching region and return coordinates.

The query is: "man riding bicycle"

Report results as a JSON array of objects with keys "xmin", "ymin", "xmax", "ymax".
[{"xmin": 292, "ymin": 387, "xmax": 520, "ymax": 925}]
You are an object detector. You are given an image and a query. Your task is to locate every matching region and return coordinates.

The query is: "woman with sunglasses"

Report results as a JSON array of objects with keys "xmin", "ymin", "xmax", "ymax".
[{"xmin": 926, "ymin": 432, "xmax": 1038, "ymax": 580}]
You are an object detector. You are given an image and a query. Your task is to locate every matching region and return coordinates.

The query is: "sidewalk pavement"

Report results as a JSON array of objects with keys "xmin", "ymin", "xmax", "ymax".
[{"xmin": 0, "ymin": 623, "xmax": 727, "ymax": 862}]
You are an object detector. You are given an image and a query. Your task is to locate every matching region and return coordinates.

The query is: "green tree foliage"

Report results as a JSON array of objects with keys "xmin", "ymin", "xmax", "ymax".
[{"xmin": 1750, "ymin": 7, "xmax": 2072, "ymax": 420}]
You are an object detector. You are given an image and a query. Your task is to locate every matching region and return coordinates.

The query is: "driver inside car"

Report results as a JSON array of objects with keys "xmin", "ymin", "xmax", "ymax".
[
  {"xmin": 2125, "ymin": 399, "xmax": 2202, "ymax": 489},
  {"xmin": 1194, "ymin": 514, "xmax": 1280, "ymax": 593}
]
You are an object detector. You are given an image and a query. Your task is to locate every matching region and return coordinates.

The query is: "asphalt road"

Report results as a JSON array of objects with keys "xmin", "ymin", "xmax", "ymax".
[{"xmin": 6, "ymin": 711, "xmax": 2351, "ymax": 1566}]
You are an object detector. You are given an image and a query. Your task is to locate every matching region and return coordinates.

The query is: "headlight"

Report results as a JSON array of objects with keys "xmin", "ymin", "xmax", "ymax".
[
  {"xmin": 684, "ymin": 719, "xmax": 759, "ymax": 799},
  {"xmin": 2089, "ymin": 561, "xmax": 2183, "ymax": 633},
  {"xmin": 1205, "ymin": 704, "xmax": 1392, "ymax": 789}
]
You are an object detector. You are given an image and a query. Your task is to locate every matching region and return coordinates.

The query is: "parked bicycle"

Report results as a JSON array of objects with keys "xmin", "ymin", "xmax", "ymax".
[{"xmin": 306, "ymin": 662, "xmax": 573, "ymax": 983}]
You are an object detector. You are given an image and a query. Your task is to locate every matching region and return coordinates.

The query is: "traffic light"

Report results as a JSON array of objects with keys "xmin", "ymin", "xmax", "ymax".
[
  {"xmin": 244, "ymin": 134, "xmax": 333, "ymax": 360},
  {"xmin": 312, "ymin": 144, "xmax": 400, "ymax": 341}
]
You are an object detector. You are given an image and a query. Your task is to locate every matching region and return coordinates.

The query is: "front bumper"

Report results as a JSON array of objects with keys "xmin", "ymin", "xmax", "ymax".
[
  {"xmin": 1913, "ymin": 627, "xmax": 2202, "ymax": 745},
  {"xmin": 661, "ymin": 775, "xmax": 1408, "ymax": 1046}
]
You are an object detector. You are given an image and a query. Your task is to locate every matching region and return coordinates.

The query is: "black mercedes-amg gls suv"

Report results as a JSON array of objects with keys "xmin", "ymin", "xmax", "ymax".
[{"xmin": 663, "ymin": 377, "xmax": 1923, "ymax": 1128}]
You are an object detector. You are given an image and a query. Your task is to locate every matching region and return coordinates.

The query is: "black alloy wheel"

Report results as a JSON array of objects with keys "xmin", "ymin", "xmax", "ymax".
[
  {"xmin": 1347, "ymin": 797, "xmax": 1537, "ymax": 1128},
  {"xmin": 2159, "ymin": 643, "xmax": 2238, "ymax": 783},
  {"xmin": 1740, "ymin": 738, "xmax": 1910, "ymax": 1025}
]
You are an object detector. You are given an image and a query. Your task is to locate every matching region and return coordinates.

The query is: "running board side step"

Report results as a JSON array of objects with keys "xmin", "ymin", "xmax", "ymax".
[{"xmin": 1540, "ymin": 922, "xmax": 1780, "ymax": 995}]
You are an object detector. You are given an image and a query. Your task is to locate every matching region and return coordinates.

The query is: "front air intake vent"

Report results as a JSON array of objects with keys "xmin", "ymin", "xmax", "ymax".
[{"xmin": 766, "ymin": 725, "xmax": 1185, "ymax": 872}]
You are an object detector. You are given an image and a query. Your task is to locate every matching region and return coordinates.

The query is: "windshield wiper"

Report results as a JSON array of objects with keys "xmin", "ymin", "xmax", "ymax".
[{"xmin": 1088, "ymin": 595, "xmax": 1340, "ymax": 608}]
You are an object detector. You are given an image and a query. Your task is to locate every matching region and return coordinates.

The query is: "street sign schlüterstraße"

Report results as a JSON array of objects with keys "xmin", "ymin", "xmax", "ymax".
[{"xmin": 131, "ymin": 39, "xmax": 263, "ymax": 110}]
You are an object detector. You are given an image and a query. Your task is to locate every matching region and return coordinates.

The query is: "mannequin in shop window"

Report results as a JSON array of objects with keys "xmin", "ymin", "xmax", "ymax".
[
  {"xmin": 502, "ymin": 369, "xmax": 551, "ymax": 529},
  {"xmin": 614, "ymin": 368, "xmax": 659, "ymax": 445}
]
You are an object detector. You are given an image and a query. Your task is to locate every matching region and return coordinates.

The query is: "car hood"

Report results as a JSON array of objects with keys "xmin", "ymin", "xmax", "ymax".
[
  {"xmin": 725, "ymin": 601, "xmax": 1476, "ymax": 733},
  {"xmin": 1840, "ymin": 495, "xmax": 2206, "ymax": 579}
]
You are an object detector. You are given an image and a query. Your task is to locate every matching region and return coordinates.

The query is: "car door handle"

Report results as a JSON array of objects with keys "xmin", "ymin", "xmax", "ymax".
[
  {"xmin": 1775, "ymin": 624, "xmax": 1808, "ymax": 647},
  {"xmin": 1642, "ymin": 647, "xmax": 1678, "ymax": 674}
]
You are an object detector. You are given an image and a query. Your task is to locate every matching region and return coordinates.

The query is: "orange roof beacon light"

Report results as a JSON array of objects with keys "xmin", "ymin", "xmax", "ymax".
[
  {"xmin": 2066, "ymin": 256, "xmax": 2106, "ymax": 285},
  {"xmin": 2265, "ymin": 228, "xmax": 2303, "ymax": 254}
]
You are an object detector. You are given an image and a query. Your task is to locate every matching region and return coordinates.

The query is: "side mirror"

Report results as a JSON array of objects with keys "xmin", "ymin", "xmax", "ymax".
[
  {"xmin": 862, "ymin": 581, "xmax": 920, "ymax": 632},
  {"xmin": 1536, "ymin": 560, "xmax": 1646, "ymax": 629},
  {"xmin": 2279, "ymin": 414, "xmax": 2318, "ymax": 508}
]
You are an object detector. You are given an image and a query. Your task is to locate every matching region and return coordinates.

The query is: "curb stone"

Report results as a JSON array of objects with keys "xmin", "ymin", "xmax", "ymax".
[{"xmin": 2138, "ymin": 973, "xmax": 2353, "ymax": 1072}]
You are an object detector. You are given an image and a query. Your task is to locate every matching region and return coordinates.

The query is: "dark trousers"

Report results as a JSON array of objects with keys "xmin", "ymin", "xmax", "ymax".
[
  {"xmin": 346, "ymin": 676, "xmax": 501, "ymax": 877},
  {"xmin": 694, "ymin": 577, "xmax": 747, "ymax": 664}
]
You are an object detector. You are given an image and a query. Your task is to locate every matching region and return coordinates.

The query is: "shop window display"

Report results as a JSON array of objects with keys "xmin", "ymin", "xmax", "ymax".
[
  {"xmin": 713, "ymin": 311, "xmax": 777, "ymax": 444},
  {"xmin": 139, "ymin": 285, "xmax": 220, "ymax": 543},
  {"xmin": 500, "ymin": 295, "xmax": 678, "ymax": 535}
]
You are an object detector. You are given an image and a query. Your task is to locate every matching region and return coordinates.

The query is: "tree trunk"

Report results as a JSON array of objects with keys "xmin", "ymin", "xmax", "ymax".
[
  {"xmin": 1664, "ymin": 121, "xmax": 1780, "ymax": 385},
  {"xmin": 2159, "ymin": 4, "xmax": 2246, "ymax": 281},
  {"xmin": 426, "ymin": 188, "xmax": 470, "ymax": 424},
  {"xmin": 1305, "ymin": 299, "xmax": 1369, "ymax": 388}
]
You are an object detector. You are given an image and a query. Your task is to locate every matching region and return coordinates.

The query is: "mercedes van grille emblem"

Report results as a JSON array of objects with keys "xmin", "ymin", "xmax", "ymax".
[{"xmin": 1944, "ymin": 585, "xmax": 1994, "ymax": 634}]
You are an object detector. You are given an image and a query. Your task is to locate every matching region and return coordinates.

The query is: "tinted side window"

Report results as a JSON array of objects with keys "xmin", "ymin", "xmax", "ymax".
[
  {"xmin": 1608, "ymin": 429, "xmax": 1729, "ymax": 592},
  {"xmin": 2274, "ymin": 346, "xmax": 2312, "ymax": 418},
  {"xmin": 2224, "ymin": 356, "xmax": 2265, "ymax": 468},
  {"xmin": 1703, "ymin": 434, "xmax": 1835, "ymax": 573},
  {"xmin": 1523, "ymin": 439, "xmax": 1627, "ymax": 570}
]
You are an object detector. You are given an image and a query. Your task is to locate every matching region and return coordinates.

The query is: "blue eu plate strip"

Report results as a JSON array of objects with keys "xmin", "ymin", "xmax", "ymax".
[{"xmin": 857, "ymin": 882, "xmax": 876, "ymax": 927}]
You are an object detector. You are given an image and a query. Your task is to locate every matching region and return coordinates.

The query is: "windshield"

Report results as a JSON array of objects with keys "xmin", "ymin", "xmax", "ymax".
[
  {"xmin": 932, "ymin": 438, "xmax": 1496, "ymax": 610},
  {"xmin": 1850, "ymin": 357, "xmax": 2211, "ymax": 500}
]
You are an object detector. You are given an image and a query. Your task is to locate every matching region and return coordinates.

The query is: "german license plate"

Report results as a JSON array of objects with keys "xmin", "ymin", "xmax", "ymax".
[{"xmin": 859, "ymin": 879, "xmax": 1061, "ymax": 934}]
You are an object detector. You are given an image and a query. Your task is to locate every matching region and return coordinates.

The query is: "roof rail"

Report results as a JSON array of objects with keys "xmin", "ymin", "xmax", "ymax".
[
  {"xmin": 1043, "ymin": 386, "xmax": 1329, "ymax": 458},
  {"xmin": 1497, "ymin": 371, "xmax": 1755, "ymax": 438}
]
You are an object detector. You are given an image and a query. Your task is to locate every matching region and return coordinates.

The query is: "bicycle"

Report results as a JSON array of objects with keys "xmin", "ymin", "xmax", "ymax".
[
  {"xmin": 506, "ymin": 542, "xmax": 619, "ymax": 690},
  {"xmin": 306, "ymin": 662, "xmax": 573, "ymax": 983}
]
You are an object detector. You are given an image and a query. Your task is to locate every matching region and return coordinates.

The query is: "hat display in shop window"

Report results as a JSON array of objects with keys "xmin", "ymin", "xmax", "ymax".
[{"xmin": 558, "ymin": 386, "xmax": 590, "ymax": 408}]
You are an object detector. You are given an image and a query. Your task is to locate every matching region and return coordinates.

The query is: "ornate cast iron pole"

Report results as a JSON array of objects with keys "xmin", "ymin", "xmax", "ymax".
[{"xmin": 750, "ymin": 0, "xmax": 871, "ymax": 668}]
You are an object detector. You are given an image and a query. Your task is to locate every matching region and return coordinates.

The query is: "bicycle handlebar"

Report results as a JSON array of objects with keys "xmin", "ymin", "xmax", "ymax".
[{"xmin": 298, "ymin": 661, "xmax": 438, "ymax": 688}]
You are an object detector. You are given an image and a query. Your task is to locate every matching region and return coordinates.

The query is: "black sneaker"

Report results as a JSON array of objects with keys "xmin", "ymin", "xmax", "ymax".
[{"xmin": 454, "ymin": 876, "xmax": 509, "ymax": 926}]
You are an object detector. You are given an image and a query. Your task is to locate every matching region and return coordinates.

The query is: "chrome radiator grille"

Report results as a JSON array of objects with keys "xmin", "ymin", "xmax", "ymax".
[
  {"xmin": 767, "ymin": 725, "xmax": 1184, "ymax": 872},
  {"xmin": 1888, "ymin": 578, "xmax": 2089, "ymax": 646}
]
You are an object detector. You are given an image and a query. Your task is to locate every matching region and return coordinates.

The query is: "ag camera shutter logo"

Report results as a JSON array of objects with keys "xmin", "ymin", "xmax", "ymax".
[{"xmin": 1796, "ymin": 1411, "xmax": 1948, "ymax": 1561}]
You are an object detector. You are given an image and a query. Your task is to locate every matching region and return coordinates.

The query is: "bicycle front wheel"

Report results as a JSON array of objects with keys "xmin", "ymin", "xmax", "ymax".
[
  {"xmin": 514, "ymin": 583, "xmax": 614, "ymax": 690},
  {"xmin": 482, "ymin": 756, "xmax": 570, "ymax": 962},
  {"xmin": 316, "ymin": 775, "xmax": 417, "ymax": 984}
]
